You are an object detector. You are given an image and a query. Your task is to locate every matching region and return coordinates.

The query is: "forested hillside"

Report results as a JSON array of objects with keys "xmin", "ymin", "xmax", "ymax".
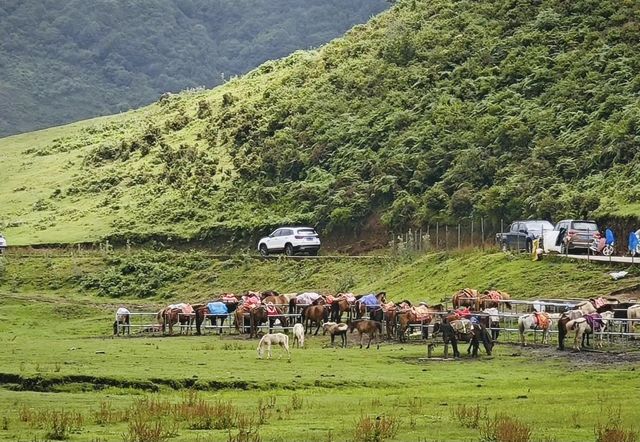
[
  {"xmin": 1, "ymin": 0, "xmax": 639, "ymax": 246},
  {"xmin": 0, "ymin": 0, "xmax": 389, "ymax": 136}
]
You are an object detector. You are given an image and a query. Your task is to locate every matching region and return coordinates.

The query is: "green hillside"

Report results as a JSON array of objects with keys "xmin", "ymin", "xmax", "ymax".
[
  {"xmin": 1, "ymin": 0, "xmax": 639, "ymax": 246},
  {"xmin": 0, "ymin": 0, "xmax": 389, "ymax": 136}
]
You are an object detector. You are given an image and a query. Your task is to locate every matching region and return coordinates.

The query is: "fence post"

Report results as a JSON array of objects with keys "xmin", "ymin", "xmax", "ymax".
[
  {"xmin": 471, "ymin": 219, "xmax": 474, "ymax": 249},
  {"xmin": 445, "ymin": 225, "xmax": 449, "ymax": 250}
]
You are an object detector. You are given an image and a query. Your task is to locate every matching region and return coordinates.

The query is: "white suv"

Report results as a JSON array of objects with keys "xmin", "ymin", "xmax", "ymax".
[{"xmin": 258, "ymin": 227, "xmax": 321, "ymax": 256}]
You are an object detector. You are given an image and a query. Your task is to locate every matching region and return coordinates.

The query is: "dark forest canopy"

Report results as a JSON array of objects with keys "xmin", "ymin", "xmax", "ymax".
[{"xmin": 0, "ymin": 0, "xmax": 389, "ymax": 136}]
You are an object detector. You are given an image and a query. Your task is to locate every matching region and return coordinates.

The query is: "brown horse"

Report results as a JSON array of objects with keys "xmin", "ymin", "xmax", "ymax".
[
  {"xmin": 354, "ymin": 292, "xmax": 387, "ymax": 319},
  {"xmin": 451, "ymin": 288, "xmax": 479, "ymax": 310},
  {"xmin": 330, "ymin": 293, "xmax": 357, "ymax": 323},
  {"xmin": 479, "ymin": 290, "xmax": 512, "ymax": 309},
  {"xmin": 301, "ymin": 304, "xmax": 330, "ymax": 335},
  {"xmin": 382, "ymin": 301, "xmax": 409, "ymax": 340},
  {"xmin": 193, "ymin": 296, "xmax": 240, "ymax": 335},
  {"xmin": 158, "ymin": 303, "xmax": 194, "ymax": 335},
  {"xmin": 348, "ymin": 319, "xmax": 382, "ymax": 349},
  {"xmin": 432, "ymin": 319, "xmax": 493, "ymax": 358},
  {"xmin": 248, "ymin": 304, "xmax": 289, "ymax": 338},
  {"xmin": 396, "ymin": 303, "xmax": 443, "ymax": 342}
]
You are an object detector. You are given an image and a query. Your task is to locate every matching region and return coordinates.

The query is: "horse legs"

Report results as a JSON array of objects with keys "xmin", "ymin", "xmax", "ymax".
[
  {"xmin": 366, "ymin": 332, "xmax": 372, "ymax": 349},
  {"xmin": 341, "ymin": 332, "xmax": 347, "ymax": 348},
  {"xmin": 267, "ymin": 342, "xmax": 272, "ymax": 359},
  {"xmin": 314, "ymin": 320, "xmax": 322, "ymax": 336},
  {"xmin": 451, "ymin": 337, "xmax": 460, "ymax": 358},
  {"xmin": 359, "ymin": 331, "xmax": 364, "ymax": 349}
]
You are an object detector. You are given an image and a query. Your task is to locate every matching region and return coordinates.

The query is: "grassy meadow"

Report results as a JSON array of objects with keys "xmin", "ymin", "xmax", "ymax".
[{"xmin": 0, "ymin": 250, "xmax": 639, "ymax": 441}]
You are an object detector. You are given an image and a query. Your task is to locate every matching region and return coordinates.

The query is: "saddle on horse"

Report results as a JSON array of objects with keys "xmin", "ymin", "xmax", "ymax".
[
  {"xmin": 584, "ymin": 313, "xmax": 604, "ymax": 332},
  {"xmin": 533, "ymin": 312, "xmax": 549, "ymax": 329},
  {"xmin": 451, "ymin": 319, "xmax": 473, "ymax": 335}
]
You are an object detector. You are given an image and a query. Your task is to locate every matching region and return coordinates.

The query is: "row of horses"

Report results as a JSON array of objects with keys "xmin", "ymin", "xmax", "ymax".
[{"xmin": 114, "ymin": 289, "xmax": 640, "ymax": 357}]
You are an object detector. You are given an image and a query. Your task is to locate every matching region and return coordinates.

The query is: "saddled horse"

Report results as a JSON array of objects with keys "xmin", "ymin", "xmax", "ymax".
[
  {"xmin": 158, "ymin": 303, "xmax": 195, "ymax": 335},
  {"xmin": 557, "ymin": 309, "xmax": 584, "ymax": 350},
  {"xmin": 193, "ymin": 295, "xmax": 240, "ymax": 335},
  {"xmin": 330, "ymin": 293, "xmax": 357, "ymax": 323},
  {"xmin": 432, "ymin": 318, "xmax": 493, "ymax": 358},
  {"xmin": 382, "ymin": 300, "xmax": 411, "ymax": 339},
  {"xmin": 479, "ymin": 290, "xmax": 512, "ymax": 310},
  {"xmin": 518, "ymin": 311, "xmax": 552, "ymax": 346},
  {"xmin": 565, "ymin": 311, "xmax": 614, "ymax": 351},
  {"xmin": 354, "ymin": 292, "xmax": 387, "ymax": 319},
  {"xmin": 288, "ymin": 292, "xmax": 325, "ymax": 316},
  {"xmin": 451, "ymin": 288, "xmax": 479, "ymax": 310},
  {"xmin": 348, "ymin": 319, "xmax": 382, "ymax": 349},
  {"xmin": 396, "ymin": 303, "xmax": 443, "ymax": 342},
  {"xmin": 249, "ymin": 304, "xmax": 289, "ymax": 338},
  {"xmin": 301, "ymin": 304, "xmax": 330, "ymax": 335}
]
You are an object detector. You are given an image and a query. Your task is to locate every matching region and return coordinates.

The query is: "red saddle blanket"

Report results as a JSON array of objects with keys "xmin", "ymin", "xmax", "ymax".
[{"xmin": 534, "ymin": 312, "xmax": 549, "ymax": 329}]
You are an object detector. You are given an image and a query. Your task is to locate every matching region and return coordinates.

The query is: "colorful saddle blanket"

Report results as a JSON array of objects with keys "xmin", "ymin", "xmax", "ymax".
[
  {"xmin": 266, "ymin": 303, "xmax": 279, "ymax": 317},
  {"xmin": 169, "ymin": 303, "xmax": 194, "ymax": 315},
  {"xmin": 339, "ymin": 293, "xmax": 356, "ymax": 303},
  {"xmin": 455, "ymin": 307, "xmax": 471, "ymax": 318},
  {"xmin": 485, "ymin": 290, "xmax": 502, "ymax": 301},
  {"xmin": 207, "ymin": 302, "xmax": 228, "ymax": 315},
  {"xmin": 584, "ymin": 313, "xmax": 604, "ymax": 332},
  {"xmin": 591, "ymin": 297, "xmax": 608, "ymax": 309},
  {"xmin": 413, "ymin": 305, "xmax": 432, "ymax": 322},
  {"xmin": 240, "ymin": 295, "xmax": 261, "ymax": 313},
  {"xmin": 451, "ymin": 319, "xmax": 472, "ymax": 334},
  {"xmin": 296, "ymin": 292, "xmax": 322, "ymax": 305},
  {"xmin": 533, "ymin": 312, "xmax": 549, "ymax": 329},
  {"xmin": 360, "ymin": 294, "xmax": 379, "ymax": 309},
  {"xmin": 222, "ymin": 294, "xmax": 238, "ymax": 303}
]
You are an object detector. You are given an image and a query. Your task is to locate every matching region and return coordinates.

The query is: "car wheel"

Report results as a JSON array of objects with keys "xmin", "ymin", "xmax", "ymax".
[
  {"xmin": 285, "ymin": 243, "xmax": 294, "ymax": 256},
  {"xmin": 603, "ymin": 245, "xmax": 614, "ymax": 256},
  {"xmin": 259, "ymin": 244, "xmax": 269, "ymax": 257},
  {"xmin": 309, "ymin": 250, "xmax": 318, "ymax": 256},
  {"xmin": 501, "ymin": 242, "xmax": 508, "ymax": 253}
]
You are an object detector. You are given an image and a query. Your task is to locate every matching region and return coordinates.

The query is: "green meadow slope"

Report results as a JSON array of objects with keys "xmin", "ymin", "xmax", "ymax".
[{"xmin": 1, "ymin": 0, "xmax": 639, "ymax": 246}]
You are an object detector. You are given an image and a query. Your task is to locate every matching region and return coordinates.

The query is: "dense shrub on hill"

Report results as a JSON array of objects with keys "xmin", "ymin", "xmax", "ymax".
[{"xmin": 2, "ymin": 0, "xmax": 639, "ymax": 245}]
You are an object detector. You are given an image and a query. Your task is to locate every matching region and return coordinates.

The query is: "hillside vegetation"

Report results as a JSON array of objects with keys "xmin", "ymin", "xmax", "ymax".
[
  {"xmin": 2, "ymin": 250, "xmax": 637, "ymax": 302},
  {"xmin": 0, "ymin": 0, "xmax": 388, "ymax": 136},
  {"xmin": 1, "ymin": 0, "xmax": 639, "ymax": 245}
]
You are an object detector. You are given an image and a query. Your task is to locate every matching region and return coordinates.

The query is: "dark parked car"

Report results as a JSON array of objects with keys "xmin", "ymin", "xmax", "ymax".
[{"xmin": 496, "ymin": 220, "xmax": 554, "ymax": 252}]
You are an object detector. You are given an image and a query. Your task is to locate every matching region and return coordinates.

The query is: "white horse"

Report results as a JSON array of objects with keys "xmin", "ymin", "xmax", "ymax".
[
  {"xmin": 518, "ymin": 312, "xmax": 552, "ymax": 346},
  {"xmin": 113, "ymin": 307, "xmax": 130, "ymax": 335},
  {"xmin": 257, "ymin": 333, "xmax": 290, "ymax": 359},
  {"xmin": 292, "ymin": 323, "xmax": 305, "ymax": 348},
  {"xmin": 565, "ymin": 311, "xmax": 614, "ymax": 351},
  {"xmin": 628, "ymin": 305, "xmax": 640, "ymax": 333}
]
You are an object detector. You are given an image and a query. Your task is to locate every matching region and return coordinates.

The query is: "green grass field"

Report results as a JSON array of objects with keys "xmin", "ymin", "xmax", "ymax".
[{"xmin": 0, "ymin": 250, "xmax": 639, "ymax": 441}]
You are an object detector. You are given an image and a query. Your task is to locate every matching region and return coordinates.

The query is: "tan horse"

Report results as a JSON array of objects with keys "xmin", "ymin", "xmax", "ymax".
[
  {"xmin": 565, "ymin": 311, "xmax": 614, "ymax": 351},
  {"xmin": 452, "ymin": 288, "xmax": 479, "ymax": 310},
  {"xmin": 518, "ymin": 312, "xmax": 552, "ymax": 346}
]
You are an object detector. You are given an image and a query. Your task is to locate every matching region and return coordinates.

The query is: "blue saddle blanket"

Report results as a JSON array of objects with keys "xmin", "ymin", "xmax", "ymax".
[
  {"xmin": 361, "ymin": 294, "xmax": 379, "ymax": 310},
  {"xmin": 207, "ymin": 302, "xmax": 228, "ymax": 315}
]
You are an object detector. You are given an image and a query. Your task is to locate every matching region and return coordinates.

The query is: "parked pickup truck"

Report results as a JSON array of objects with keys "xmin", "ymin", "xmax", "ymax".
[{"xmin": 496, "ymin": 220, "xmax": 554, "ymax": 252}]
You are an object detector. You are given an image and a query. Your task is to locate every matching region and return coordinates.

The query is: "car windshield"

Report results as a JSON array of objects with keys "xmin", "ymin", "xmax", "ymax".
[
  {"xmin": 525, "ymin": 221, "xmax": 554, "ymax": 232},
  {"xmin": 296, "ymin": 229, "xmax": 316, "ymax": 236},
  {"xmin": 573, "ymin": 222, "xmax": 598, "ymax": 231}
]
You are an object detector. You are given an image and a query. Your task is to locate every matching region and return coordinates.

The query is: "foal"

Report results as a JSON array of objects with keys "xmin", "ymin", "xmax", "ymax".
[
  {"xmin": 322, "ymin": 322, "xmax": 348, "ymax": 347},
  {"xmin": 292, "ymin": 323, "xmax": 305, "ymax": 348},
  {"xmin": 348, "ymin": 319, "xmax": 382, "ymax": 349},
  {"xmin": 257, "ymin": 333, "xmax": 291, "ymax": 359}
]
